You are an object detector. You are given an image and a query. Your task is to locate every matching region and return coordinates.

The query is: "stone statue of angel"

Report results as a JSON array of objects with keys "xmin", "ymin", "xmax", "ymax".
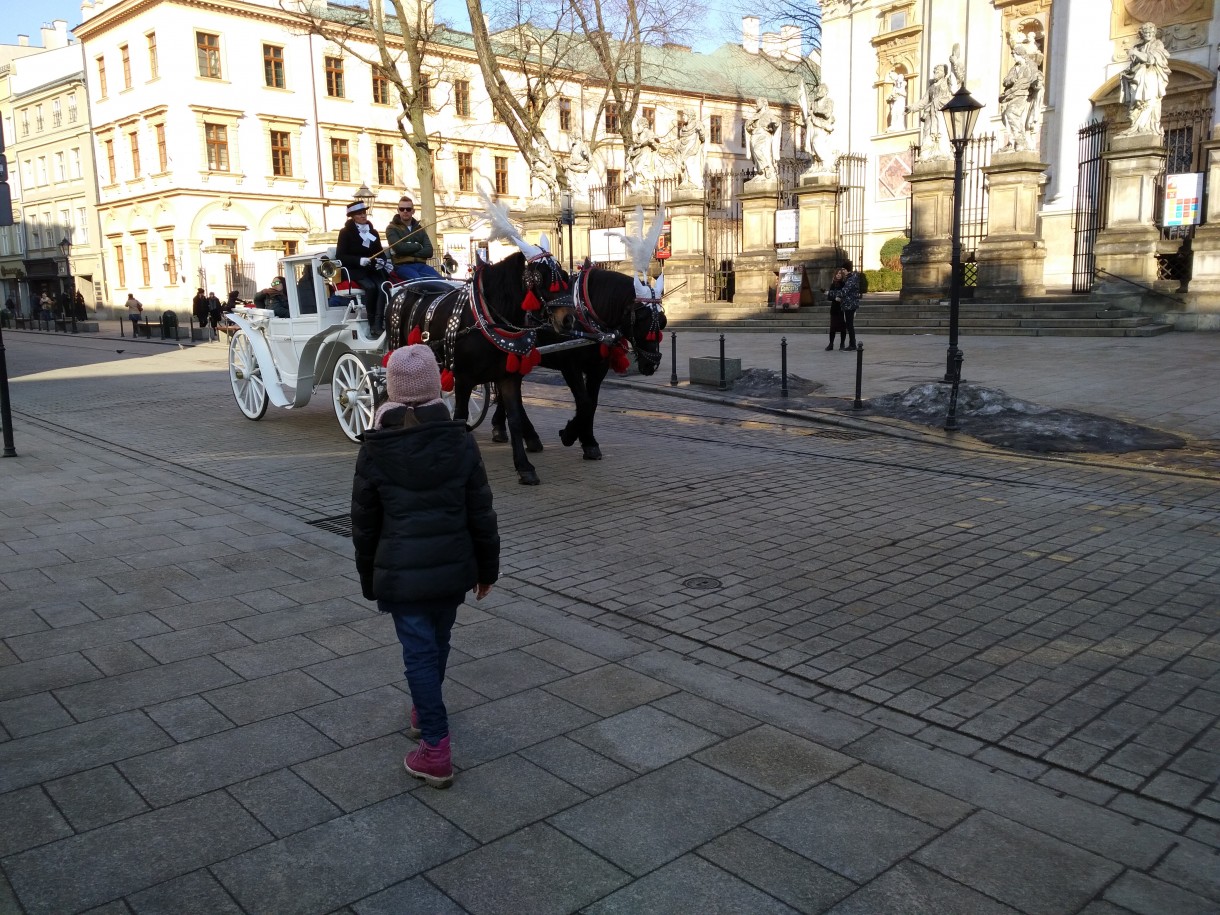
[
  {"xmin": 998, "ymin": 31, "xmax": 1044, "ymax": 152},
  {"xmin": 745, "ymin": 97, "xmax": 781, "ymax": 179},
  {"xmin": 1118, "ymin": 22, "xmax": 1170, "ymax": 138},
  {"xmin": 673, "ymin": 110, "xmax": 706, "ymax": 189},
  {"xmin": 798, "ymin": 82, "xmax": 836, "ymax": 172},
  {"xmin": 565, "ymin": 133, "xmax": 595, "ymax": 198}
]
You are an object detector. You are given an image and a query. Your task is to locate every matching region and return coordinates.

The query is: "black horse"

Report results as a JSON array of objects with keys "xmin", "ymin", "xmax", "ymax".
[
  {"xmin": 384, "ymin": 251, "xmax": 663, "ymax": 484},
  {"xmin": 490, "ymin": 262, "xmax": 667, "ymax": 461}
]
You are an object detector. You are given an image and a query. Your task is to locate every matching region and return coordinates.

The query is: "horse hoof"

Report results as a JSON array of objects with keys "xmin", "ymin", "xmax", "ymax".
[
  {"xmin": 491, "ymin": 427, "xmax": 508, "ymax": 444},
  {"xmin": 583, "ymin": 447, "xmax": 602, "ymax": 461},
  {"xmin": 525, "ymin": 436, "xmax": 544, "ymax": 454},
  {"xmin": 559, "ymin": 428, "xmax": 577, "ymax": 447},
  {"xmin": 518, "ymin": 472, "xmax": 541, "ymax": 486}
]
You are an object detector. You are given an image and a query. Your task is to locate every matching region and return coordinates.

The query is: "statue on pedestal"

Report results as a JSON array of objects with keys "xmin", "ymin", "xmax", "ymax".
[
  {"xmin": 673, "ymin": 110, "xmax": 706, "ymax": 189},
  {"xmin": 1118, "ymin": 22, "xmax": 1170, "ymax": 138},
  {"xmin": 998, "ymin": 31, "xmax": 1044, "ymax": 152},
  {"xmin": 910, "ymin": 44, "xmax": 964, "ymax": 161},
  {"xmin": 885, "ymin": 68, "xmax": 907, "ymax": 131},
  {"xmin": 528, "ymin": 136, "xmax": 559, "ymax": 205},
  {"xmin": 565, "ymin": 133, "xmax": 594, "ymax": 198},
  {"xmin": 625, "ymin": 114, "xmax": 662, "ymax": 192},
  {"xmin": 798, "ymin": 82, "xmax": 836, "ymax": 172},
  {"xmin": 745, "ymin": 96, "xmax": 781, "ymax": 179}
]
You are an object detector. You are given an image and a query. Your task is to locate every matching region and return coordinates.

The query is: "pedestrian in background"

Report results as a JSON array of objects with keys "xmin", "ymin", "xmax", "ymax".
[
  {"xmin": 125, "ymin": 293, "xmax": 143, "ymax": 337},
  {"xmin": 825, "ymin": 261, "xmax": 861, "ymax": 351},
  {"xmin": 207, "ymin": 291, "xmax": 224, "ymax": 336},
  {"xmin": 351, "ymin": 344, "xmax": 499, "ymax": 789},
  {"xmin": 192, "ymin": 288, "xmax": 209, "ymax": 329}
]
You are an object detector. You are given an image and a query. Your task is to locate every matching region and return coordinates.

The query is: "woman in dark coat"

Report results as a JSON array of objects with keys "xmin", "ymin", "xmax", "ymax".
[
  {"xmin": 192, "ymin": 288, "xmax": 209, "ymax": 328},
  {"xmin": 825, "ymin": 261, "xmax": 860, "ymax": 351},
  {"xmin": 336, "ymin": 200, "xmax": 388, "ymax": 335},
  {"xmin": 351, "ymin": 345, "xmax": 499, "ymax": 788}
]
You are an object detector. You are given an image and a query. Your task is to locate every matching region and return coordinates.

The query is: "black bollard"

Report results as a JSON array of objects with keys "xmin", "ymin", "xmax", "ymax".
[
  {"xmin": 718, "ymin": 334, "xmax": 727, "ymax": 391},
  {"xmin": 853, "ymin": 343, "xmax": 864, "ymax": 410},
  {"xmin": 944, "ymin": 351, "xmax": 964, "ymax": 431},
  {"xmin": 669, "ymin": 331, "xmax": 678, "ymax": 387},
  {"xmin": 780, "ymin": 336, "xmax": 789, "ymax": 398}
]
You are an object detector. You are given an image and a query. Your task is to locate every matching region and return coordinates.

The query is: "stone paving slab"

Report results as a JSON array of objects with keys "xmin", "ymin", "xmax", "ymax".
[{"xmin": 0, "ymin": 336, "xmax": 1218, "ymax": 912}]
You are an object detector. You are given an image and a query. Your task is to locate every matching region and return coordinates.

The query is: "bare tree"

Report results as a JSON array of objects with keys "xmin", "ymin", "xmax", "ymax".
[{"xmin": 279, "ymin": 0, "xmax": 446, "ymax": 222}]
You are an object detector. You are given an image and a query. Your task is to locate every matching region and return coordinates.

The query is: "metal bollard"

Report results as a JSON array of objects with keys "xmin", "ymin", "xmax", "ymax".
[
  {"xmin": 669, "ymin": 332, "xmax": 678, "ymax": 387},
  {"xmin": 853, "ymin": 343, "xmax": 864, "ymax": 410},
  {"xmin": 780, "ymin": 336, "xmax": 789, "ymax": 398},
  {"xmin": 718, "ymin": 334, "xmax": 727, "ymax": 391},
  {"xmin": 944, "ymin": 351, "xmax": 964, "ymax": 431}
]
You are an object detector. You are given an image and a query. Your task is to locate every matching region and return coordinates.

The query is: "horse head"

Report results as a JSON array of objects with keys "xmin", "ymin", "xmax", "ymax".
[
  {"xmin": 519, "ymin": 234, "xmax": 575, "ymax": 334},
  {"xmin": 626, "ymin": 271, "xmax": 667, "ymax": 376}
]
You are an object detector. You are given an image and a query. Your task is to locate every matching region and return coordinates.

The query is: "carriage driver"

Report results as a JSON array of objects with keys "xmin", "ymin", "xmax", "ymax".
[
  {"xmin": 386, "ymin": 196, "xmax": 442, "ymax": 282},
  {"xmin": 336, "ymin": 200, "xmax": 389, "ymax": 336}
]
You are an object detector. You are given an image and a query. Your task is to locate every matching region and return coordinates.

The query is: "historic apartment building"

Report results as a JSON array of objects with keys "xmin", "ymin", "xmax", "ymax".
[
  {"xmin": 66, "ymin": 0, "xmax": 812, "ymax": 310},
  {"xmin": 819, "ymin": 0, "xmax": 1219, "ymax": 292}
]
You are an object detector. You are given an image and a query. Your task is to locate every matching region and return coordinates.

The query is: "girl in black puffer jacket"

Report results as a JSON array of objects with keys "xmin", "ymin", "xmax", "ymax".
[{"xmin": 351, "ymin": 345, "xmax": 499, "ymax": 788}]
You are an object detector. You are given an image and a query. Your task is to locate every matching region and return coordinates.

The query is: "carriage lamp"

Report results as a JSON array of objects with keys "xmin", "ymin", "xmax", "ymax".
[
  {"xmin": 940, "ymin": 85, "xmax": 983, "ymax": 402},
  {"xmin": 355, "ymin": 182, "xmax": 376, "ymax": 210}
]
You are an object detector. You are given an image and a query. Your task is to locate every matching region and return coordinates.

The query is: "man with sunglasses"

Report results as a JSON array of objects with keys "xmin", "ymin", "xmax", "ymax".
[{"xmin": 385, "ymin": 197, "xmax": 442, "ymax": 282}]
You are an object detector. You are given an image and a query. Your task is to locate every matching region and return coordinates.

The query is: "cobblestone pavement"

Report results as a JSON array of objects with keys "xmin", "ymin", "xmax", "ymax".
[{"xmin": 0, "ymin": 331, "xmax": 1217, "ymax": 914}]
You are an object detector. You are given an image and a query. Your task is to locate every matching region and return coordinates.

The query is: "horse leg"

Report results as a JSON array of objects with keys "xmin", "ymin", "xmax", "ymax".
[
  {"xmin": 498, "ymin": 375, "xmax": 539, "ymax": 485},
  {"xmin": 578, "ymin": 363, "xmax": 608, "ymax": 460},
  {"xmin": 490, "ymin": 400, "xmax": 507, "ymax": 443},
  {"xmin": 557, "ymin": 363, "xmax": 588, "ymax": 450},
  {"xmin": 450, "ymin": 377, "xmax": 473, "ymax": 426},
  {"xmin": 519, "ymin": 399, "xmax": 544, "ymax": 453}
]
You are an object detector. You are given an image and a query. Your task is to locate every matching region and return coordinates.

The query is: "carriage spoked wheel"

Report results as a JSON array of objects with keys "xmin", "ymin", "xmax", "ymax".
[
  {"xmin": 228, "ymin": 330, "xmax": 269, "ymax": 421},
  {"xmin": 448, "ymin": 382, "xmax": 493, "ymax": 431},
  {"xmin": 332, "ymin": 353, "xmax": 378, "ymax": 443}
]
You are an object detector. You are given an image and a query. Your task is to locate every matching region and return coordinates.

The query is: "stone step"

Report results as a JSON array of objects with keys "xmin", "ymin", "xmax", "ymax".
[{"xmin": 667, "ymin": 321, "xmax": 1175, "ymax": 337}]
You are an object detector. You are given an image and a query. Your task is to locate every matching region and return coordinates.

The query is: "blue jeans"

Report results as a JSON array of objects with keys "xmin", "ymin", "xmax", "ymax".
[
  {"xmin": 394, "ymin": 263, "xmax": 442, "ymax": 281},
  {"xmin": 384, "ymin": 597, "xmax": 461, "ymax": 744}
]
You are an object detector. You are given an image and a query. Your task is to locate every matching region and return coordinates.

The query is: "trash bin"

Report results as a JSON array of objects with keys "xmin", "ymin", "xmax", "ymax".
[{"xmin": 160, "ymin": 310, "xmax": 179, "ymax": 340}]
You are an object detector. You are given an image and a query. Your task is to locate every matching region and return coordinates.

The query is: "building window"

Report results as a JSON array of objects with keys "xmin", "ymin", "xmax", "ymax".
[
  {"xmin": 708, "ymin": 174, "xmax": 725, "ymax": 209},
  {"xmin": 75, "ymin": 207, "xmax": 88, "ymax": 244},
  {"xmin": 606, "ymin": 168, "xmax": 621, "ymax": 205},
  {"xmin": 164, "ymin": 239, "xmax": 176, "ymax": 279},
  {"xmin": 419, "ymin": 73, "xmax": 432, "ymax": 110},
  {"xmin": 35, "ymin": 106, "xmax": 43, "ymax": 132},
  {"xmin": 372, "ymin": 71, "xmax": 389, "ymax": 104},
  {"xmin": 494, "ymin": 155, "xmax": 508, "ymax": 195},
  {"xmin": 20, "ymin": 112, "xmax": 28, "ymax": 137},
  {"xmin": 642, "ymin": 106, "xmax": 655, "ymax": 130},
  {"xmin": 54, "ymin": 152, "xmax": 65, "ymax": 182},
  {"xmin": 888, "ymin": 10, "xmax": 907, "ymax": 30},
  {"xmin": 331, "ymin": 138, "xmax": 350, "ymax": 181},
  {"xmin": 270, "ymin": 130, "xmax": 291, "ymax": 176},
  {"xmin": 120, "ymin": 44, "xmax": 132, "ymax": 89},
  {"xmin": 215, "ymin": 237, "xmax": 238, "ymax": 267},
  {"xmin": 457, "ymin": 151, "xmax": 473, "ymax": 192},
  {"xmin": 325, "ymin": 57, "xmax": 345, "ymax": 97},
  {"xmin": 155, "ymin": 124, "xmax": 167, "ymax": 172},
  {"xmin": 129, "ymin": 133, "xmax": 141, "ymax": 178},
  {"xmin": 264, "ymin": 45, "xmax": 285, "ymax": 88},
  {"xmin": 197, "ymin": 32, "xmax": 221, "ymax": 79},
  {"xmin": 37, "ymin": 157, "xmax": 47, "ymax": 184},
  {"xmin": 96, "ymin": 57, "xmax": 107, "ymax": 97},
  {"xmin": 71, "ymin": 148, "xmax": 82, "ymax": 179},
  {"xmin": 454, "ymin": 79, "xmax": 470, "ymax": 117},
  {"xmin": 283, "ymin": 240, "xmax": 298, "ymax": 256},
  {"xmin": 559, "ymin": 96, "xmax": 571, "ymax": 132},
  {"xmin": 139, "ymin": 241, "xmax": 150, "ymax": 285},
  {"xmin": 709, "ymin": 115, "xmax": 722, "ymax": 144},
  {"xmin": 53, "ymin": 99, "xmax": 62, "ymax": 127},
  {"xmin": 375, "ymin": 142, "xmax": 394, "ymax": 184},
  {"xmin": 104, "ymin": 139, "xmax": 116, "ymax": 183},
  {"xmin": 147, "ymin": 32, "xmax": 158, "ymax": 79},
  {"xmin": 204, "ymin": 123, "xmax": 229, "ymax": 171},
  {"xmin": 605, "ymin": 104, "xmax": 619, "ymax": 133},
  {"xmin": 114, "ymin": 245, "xmax": 126, "ymax": 287},
  {"xmin": 68, "ymin": 95, "xmax": 78, "ymax": 123}
]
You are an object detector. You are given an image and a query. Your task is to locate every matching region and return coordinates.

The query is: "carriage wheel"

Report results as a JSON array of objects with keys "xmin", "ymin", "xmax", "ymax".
[
  {"xmin": 228, "ymin": 330, "xmax": 269, "ymax": 421},
  {"xmin": 332, "ymin": 353, "xmax": 377, "ymax": 442},
  {"xmin": 443, "ymin": 382, "xmax": 491, "ymax": 430}
]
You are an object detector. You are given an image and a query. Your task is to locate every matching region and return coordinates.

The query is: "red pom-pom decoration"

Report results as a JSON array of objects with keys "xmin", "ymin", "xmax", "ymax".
[
  {"xmin": 599, "ymin": 343, "xmax": 609, "ymax": 359},
  {"xmin": 440, "ymin": 368, "xmax": 455, "ymax": 392},
  {"xmin": 381, "ymin": 351, "xmax": 393, "ymax": 367},
  {"xmin": 505, "ymin": 353, "xmax": 520, "ymax": 373},
  {"xmin": 610, "ymin": 347, "xmax": 630, "ymax": 374},
  {"xmin": 522, "ymin": 289, "xmax": 542, "ymax": 312},
  {"xmin": 407, "ymin": 326, "xmax": 423, "ymax": 346},
  {"xmin": 521, "ymin": 348, "xmax": 541, "ymax": 374}
]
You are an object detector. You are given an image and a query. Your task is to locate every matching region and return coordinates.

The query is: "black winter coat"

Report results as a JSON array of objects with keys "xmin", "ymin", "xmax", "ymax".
[
  {"xmin": 336, "ymin": 218, "xmax": 382, "ymax": 286},
  {"xmin": 351, "ymin": 403, "xmax": 499, "ymax": 606}
]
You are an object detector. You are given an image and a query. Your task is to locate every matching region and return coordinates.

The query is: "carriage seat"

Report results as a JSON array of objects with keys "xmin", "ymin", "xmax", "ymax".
[{"xmin": 390, "ymin": 278, "xmax": 462, "ymax": 298}]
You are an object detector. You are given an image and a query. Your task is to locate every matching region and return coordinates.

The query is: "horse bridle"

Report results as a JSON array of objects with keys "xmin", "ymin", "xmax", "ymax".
[{"xmin": 629, "ymin": 295, "xmax": 666, "ymax": 370}]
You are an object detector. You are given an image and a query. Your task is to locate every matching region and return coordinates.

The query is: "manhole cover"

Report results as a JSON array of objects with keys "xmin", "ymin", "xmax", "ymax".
[{"xmin": 682, "ymin": 576, "xmax": 722, "ymax": 590}]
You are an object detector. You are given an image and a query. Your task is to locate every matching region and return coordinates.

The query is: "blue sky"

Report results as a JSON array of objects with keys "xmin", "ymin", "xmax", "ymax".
[{"xmin": 5, "ymin": 0, "xmax": 748, "ymax": 54}]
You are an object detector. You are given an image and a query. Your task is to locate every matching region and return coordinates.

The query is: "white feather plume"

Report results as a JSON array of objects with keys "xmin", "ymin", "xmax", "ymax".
[
  {"xmin": 477, "ymin": 184, "xmax": 544, "ymax": 260},
  {"xmin": 610, "ymin": 206, "xmax": 665, "ymax": 284}
]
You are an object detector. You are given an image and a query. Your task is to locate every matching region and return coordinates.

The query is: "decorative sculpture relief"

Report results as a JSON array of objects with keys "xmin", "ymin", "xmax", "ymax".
[
  {"xmin": 998, "ymin": 31, "xmax": 1044, "ymax": 152},
  {"xmin": 625, "ymin": 114, "xmax": 663, "ymax": 192},
  {"xmin": 798, "ymin": 82, "xmax": 836, "ymax": 172},
  {"xmin": 885, "ymin": 68, "xmax": 908, "ymax": 131},
  {"xmin": 673, "ymin": 110, "xmax": 706, "ymax": 190},
  {"xmin": 1117, "ymin": 22, "xmax": 1170, "ymax": 138},
  {"xmin": 565, "ymin": 133, "xmax": 594, "ymax": 198},
  {"xmin": 744, "ymin": 96, "xmax": 781, "ymax": 179},
  {"xmin": 910, "ymin": 62, "xmax": 955, "ymax": 160}
]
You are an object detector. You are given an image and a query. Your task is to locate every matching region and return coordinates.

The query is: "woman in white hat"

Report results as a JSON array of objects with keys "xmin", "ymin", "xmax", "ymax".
[{"xmin": 336, "ymin": 200, "xmax": 387, "ymax": 335}]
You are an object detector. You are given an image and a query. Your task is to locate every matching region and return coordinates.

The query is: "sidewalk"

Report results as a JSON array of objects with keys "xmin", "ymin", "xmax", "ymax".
[{"xmin": 0, "ymin": 332, "xmax": 1217, "ymax": 913}]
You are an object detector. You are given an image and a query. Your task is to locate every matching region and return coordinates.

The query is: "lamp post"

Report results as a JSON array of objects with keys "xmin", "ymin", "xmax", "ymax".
[
  {"xmin": 58, "ymin": 235, "xmax": 74, "ymax": 326},
  {"xmin": 940, "ymin": 86, "xmax": 983, "ymax": 385},
  {"xmin": 354, "ymin": 182, "xmax": 376, "ymax": 210}
]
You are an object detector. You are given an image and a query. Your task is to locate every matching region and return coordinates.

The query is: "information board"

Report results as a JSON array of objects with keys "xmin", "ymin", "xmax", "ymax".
[
  {"xmin": 1163, "ymin": 173, "xmax": 1203, "ymax": 228},
  {"xmin": 775, "ymin": 208, "xmax": 799, "ymax": 246},
  {"xmin": 774, "ymin": 264, "xmax": 808, "ymax": 311}
]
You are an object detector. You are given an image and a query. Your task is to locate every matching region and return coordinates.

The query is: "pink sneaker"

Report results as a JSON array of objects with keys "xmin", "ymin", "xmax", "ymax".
[
  {"xmin": 405, "ymin": 735, "xmax": 453, "ymax": 788},
  {"xmin": 406, "ymin": 705, "xmax": 421, "ymax": 739}
]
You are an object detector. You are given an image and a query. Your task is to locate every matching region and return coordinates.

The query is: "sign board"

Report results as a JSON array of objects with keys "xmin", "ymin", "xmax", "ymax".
[
  {"xmin": 774, "ymin": 263, "xmax": 812, "ymax": 311},
  {"xmin": 655, "ymin": 221, "xmax": 672, "ymax": 260},
  {"xmin": 1163, "ymin": 172, "xmax": 1203, "ymax": 228},
  {"xmin": 774, "ymin": 208, "xmax": 799, "ymax": 246},
  {"xmin": 588, "ymin": 227, "xmax": 627, "ymax": 263}
]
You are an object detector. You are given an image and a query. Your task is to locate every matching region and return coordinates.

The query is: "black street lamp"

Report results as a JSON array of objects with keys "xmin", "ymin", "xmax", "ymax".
[
  {"xmin": 940, "ymin": 86, "xmax": 983, "ymax": 387},
  {"xmin": 58, "ymin": 235, "xmax": 72, "ymax": 294},
  {"xmin": 354, "ymin": 182, "xmax": 376, "ymax": 210}
]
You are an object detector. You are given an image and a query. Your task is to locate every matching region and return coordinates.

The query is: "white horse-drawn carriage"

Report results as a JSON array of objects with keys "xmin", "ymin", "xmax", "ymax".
[{"xmin": 223, "ymin": 248, "xmax": 489, "ymax": 442}]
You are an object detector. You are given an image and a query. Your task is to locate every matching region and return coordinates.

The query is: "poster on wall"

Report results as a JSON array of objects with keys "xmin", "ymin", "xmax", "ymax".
[
  {"xmin": 588, "ymin": 228, "xmax": 628, "ymax": 263},
  {"xmin": 775, "ymin": 208, "xmax": 799, "ymax": 246},
  {"xmin": 774, "ymin": 264, "xmax": 811, "ymax": 311},
  {"xmin": 1162, "ymin": 173, "xmax": 1203, "ymax": 228}
]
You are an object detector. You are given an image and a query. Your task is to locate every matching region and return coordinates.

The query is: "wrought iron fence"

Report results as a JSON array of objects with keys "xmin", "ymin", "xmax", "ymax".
[
  {"xmin": 703, "ymin": 165, "xmax": 753, "ymax": 301},
  {"xmin": 960, "ymin": 134, "xmax": 995, "ymax": 288},
  {"xmin": 225, "ymin": 261, "xmax": 258, "ymax": 301},
  {"xmin": 836, "ymin": 153, "xmax": 867, "ymax": 270},
  {"xmin": 1155, "ymin": 106, "xmax": 1212, "ymax": 286},
  {"xmin": 1072, "ymin": 119, "xmax": 1109, "ymax": 294}
]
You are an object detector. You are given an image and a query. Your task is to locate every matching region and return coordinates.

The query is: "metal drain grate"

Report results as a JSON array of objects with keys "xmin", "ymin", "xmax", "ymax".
[
  {"xmin": 308, "ymin": 515, "xmax": 352, "ymax": 538},
  {"xmin": 682, "ymin": 576, "xmax": 722, "ymax": 591}
]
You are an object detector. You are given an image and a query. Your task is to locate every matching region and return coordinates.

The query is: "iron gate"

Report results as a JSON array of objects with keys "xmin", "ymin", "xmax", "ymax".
[
  {"xmin": 960, "ymin": 134, "xmax": 995, "ymax": 287},
  {"xmin": 836, "ymin": 153, "xmax": 867, "ymax": 269},
  {"xmin": 225, "ymin": 261, "xmax": 257, "ymax": 301},
  {"xmin": 1156, "ymin": 106, "xmax": 1212, "ymax": 286},
  {"xmin": 703, "ymin": 166, "xmax": 752, "ymax": 301},
  {"xmin": 1072, "ymin": 119, "xmax": 1109, "ymax": 293}
]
